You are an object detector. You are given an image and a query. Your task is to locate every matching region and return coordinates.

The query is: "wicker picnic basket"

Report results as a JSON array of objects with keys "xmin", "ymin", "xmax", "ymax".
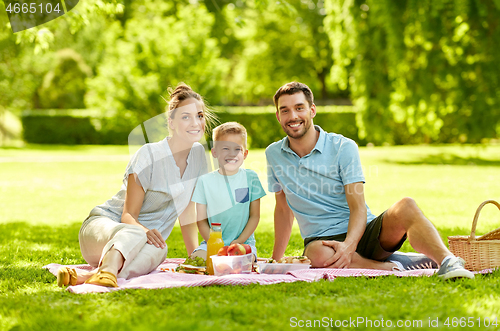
[{"xmin": 448, "ymin": 200, "xmax": 500, "ymax": 271}]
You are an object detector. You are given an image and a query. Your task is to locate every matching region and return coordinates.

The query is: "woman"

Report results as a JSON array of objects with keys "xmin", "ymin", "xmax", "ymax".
[{"xmin": 57, "ymin": 83, "xmax": 215, "ymax": 287}]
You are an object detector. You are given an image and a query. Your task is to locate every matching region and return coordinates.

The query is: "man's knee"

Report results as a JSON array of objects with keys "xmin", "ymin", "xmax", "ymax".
[
  {"xmin": 304, "ymin": 241, "xmax": 335, "ymax": 268},
  {"xmin": 390, "ymin": 197, "xmax": 421, "ymax": 221},
  {"xmin": 398, "ymin": 197, "xmax": 418, "ymax": 210}
]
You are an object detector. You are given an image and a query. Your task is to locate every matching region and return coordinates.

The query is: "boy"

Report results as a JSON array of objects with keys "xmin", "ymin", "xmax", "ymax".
[{"xmin": 191, "ymin": 122, "xmax": 266, "ymax": 260}]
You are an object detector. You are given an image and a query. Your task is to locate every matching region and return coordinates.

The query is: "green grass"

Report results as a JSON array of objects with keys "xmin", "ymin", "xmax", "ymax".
[{"xmin": 1, "ymin": 144, "xmax": 500, "ymax": 330}]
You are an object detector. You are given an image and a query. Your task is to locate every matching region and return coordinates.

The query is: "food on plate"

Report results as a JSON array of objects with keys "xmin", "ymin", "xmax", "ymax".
[
  {"xmin": 177, "ymin": 265, "xmax": 207, "ymax": 275},
  {"xmin": 271, "ymin": 256, "xmax": 311, "ymax": 264},
  {"xmin": 183, "ymin": 256, "xmax": 206, "ymax": 267},
  {"xmin": 227, "ymin": 243, "xmax": 246, "ymax": 256},
  {"xmin": 176, "ymin": 256, "xmax": 207, "ymax": 275},
  {"xmin": 257, "ymin": 256, "xmax": 312, "ymax": 274}
]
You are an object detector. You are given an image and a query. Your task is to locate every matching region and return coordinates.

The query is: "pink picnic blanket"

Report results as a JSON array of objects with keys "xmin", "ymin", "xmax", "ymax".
[{"xmin": 44, "ymin": 258, "xmax": 487, "ymax": 294}]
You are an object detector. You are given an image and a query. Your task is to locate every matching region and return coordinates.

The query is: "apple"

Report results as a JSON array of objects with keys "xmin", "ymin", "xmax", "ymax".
[
  {"xmin": 231, "ymin": 261, "xmax": 243, "ymax": 274},
  {"xmin": 242, "ymin": 244, "xmax": 252, "ymax": 254},
  {"xmin": 215, "ymin": 263, "xmax": 232, "ymax": 275},
  {"xmin": 227, "ymin": 243, "xmax": 246, "ymax": 256},
  {"xmin": 217, "ymin": 246, "xmax": 229, "ymax": 256}
]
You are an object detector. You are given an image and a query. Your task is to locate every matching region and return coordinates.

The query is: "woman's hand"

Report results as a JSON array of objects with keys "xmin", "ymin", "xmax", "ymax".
[{"xmin": 146, "ymin": 228, "xmax": 166, "ymax": 249}]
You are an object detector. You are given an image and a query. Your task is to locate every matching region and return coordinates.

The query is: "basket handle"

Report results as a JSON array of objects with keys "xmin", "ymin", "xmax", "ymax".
[{"xmin": 468, "ymin": 200, "xmax": 500, "ymax": 242}]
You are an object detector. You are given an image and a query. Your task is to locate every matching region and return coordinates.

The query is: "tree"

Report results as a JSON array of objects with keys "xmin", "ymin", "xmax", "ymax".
[
  {"xmin": 85, "ymin": 0, "xmax": 229, "ymax": 122},
  {"xmin": 37, "ymin": 48, "xmax": 92, "ymax": 109},
  {"xmin": 325, "ymin": 0, "xmax": 500, "ymax": 144},
  {"xmin": 220, "ymin": 0, "xmax": 338, "ymax": 105}
]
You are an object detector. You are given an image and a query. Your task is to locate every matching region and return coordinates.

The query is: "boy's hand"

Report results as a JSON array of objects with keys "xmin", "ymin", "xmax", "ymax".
[{"xmin": 230, "ymin": 240, "xmax": 242, "ymax": 245}]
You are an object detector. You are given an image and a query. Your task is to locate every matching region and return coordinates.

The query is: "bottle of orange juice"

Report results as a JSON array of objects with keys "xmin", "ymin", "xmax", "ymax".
[{"xmin": 206, "ymin": 222, "xmax": 224, "ymax": 275}]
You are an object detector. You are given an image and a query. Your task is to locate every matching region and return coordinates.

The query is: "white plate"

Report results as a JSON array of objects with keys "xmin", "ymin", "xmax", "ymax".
[
  {"xmin": 179, "ymin": 264, "xmax": 206, "ymax": 270},
  {"xmin": 258, "ymin": 262, "xmax": 311, "ymax": 274}
]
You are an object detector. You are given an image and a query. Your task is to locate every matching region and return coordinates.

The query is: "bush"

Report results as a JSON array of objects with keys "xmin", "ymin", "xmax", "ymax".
[
  {"xmin": 22, "ymin": 115, "xmax": 99, "ymax": 144},
  {"xmin": 20, "ymin": 108, "xmax": 361, "ymax": 146},
  {"xmin": 37, "ymin": 49, "xmax": 92, "ymax": 109}
]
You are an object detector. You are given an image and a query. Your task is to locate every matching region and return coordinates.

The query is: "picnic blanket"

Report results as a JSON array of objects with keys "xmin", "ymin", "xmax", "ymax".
[{"xmin": 43, "ymin": 259, "xmax": 489, "ymax": 294}]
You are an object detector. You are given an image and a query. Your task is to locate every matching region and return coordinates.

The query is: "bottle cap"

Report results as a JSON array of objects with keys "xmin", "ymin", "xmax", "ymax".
[{"xmin": 211, "ymin": 223, "xmax": 221, "ymax": 226}]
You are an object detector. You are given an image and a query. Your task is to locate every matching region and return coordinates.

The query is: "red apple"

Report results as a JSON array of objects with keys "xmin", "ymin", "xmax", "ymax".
[
  {"xmin": 215, "ymin": 263, "xmax": 232, "ymax": 275},
  {"xmin": 242, "ymin": 244, "xmax": 252, "ymax": 254},
  {"xmin": 227, "ymin": 243, "xmax": 246, "ymax": 256},
  {"xmin": 217, "ymin": 246, "xmax": 229, "ymax": 256}
]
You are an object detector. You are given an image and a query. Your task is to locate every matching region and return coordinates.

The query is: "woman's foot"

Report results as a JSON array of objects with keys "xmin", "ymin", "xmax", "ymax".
[
  {"xmin": 57, "ymin": 267, "xmax": 77, "ymax": 287},
  {"xmin": 84, "ymin": 271, "xmax": 118, "ymax": 287},
  {"xmin": 56, "ymin": 267, "xmax": 96, "ymax": 287},
  {"xmin": 81, "ymin": 247, "xmax": 123, "ymax": 287}
]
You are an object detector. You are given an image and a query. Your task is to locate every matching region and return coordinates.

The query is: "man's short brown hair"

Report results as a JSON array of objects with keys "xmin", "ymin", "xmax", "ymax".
[
  {"xmin": 212, "ymin": 122, "xmax": 247, "ymax": 147},
  {"xmin": 273, "ymin": 82, "xmax": 314, "ymax": 111}
]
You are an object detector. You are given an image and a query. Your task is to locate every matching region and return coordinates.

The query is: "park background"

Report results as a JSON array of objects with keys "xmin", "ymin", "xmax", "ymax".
[{"xmin": 1, "ymin": 0, "xmax": 500, "ymax": 330}]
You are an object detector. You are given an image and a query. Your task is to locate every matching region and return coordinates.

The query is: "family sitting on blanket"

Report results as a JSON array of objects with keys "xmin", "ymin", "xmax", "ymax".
[{"xmin": 56, "ymin": 82, "xmax": 473, "ymax": 288}]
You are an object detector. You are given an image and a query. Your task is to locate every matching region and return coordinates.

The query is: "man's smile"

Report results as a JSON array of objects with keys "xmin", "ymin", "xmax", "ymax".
[{"xmin": 288, "ymin": 121, "xmax": 303, "ymax": 128}]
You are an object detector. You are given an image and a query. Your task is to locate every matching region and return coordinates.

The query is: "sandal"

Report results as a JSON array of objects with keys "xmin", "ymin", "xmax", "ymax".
[
  {"xmin": 57, "ymin": 267, "xmax": 78, "ymax": 287},
  {"xmin": 84, "ymin": 270, "xmax": 118, "ymax": 287}
]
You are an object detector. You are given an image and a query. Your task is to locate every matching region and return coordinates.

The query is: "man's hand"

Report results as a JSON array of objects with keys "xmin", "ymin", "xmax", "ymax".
[
  {"xmin": 146, "ymin": 229, "xmax": 165, "ymax": 249},
  {"xmin": 322, "ymin": 240, "xmax": 356, "ymax": 268}
]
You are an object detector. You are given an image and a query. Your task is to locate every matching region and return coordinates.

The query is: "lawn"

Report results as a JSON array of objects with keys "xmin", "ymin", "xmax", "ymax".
[{"xmin": 1, "ymin": 143, "xmax": 500, "ymax": 330}]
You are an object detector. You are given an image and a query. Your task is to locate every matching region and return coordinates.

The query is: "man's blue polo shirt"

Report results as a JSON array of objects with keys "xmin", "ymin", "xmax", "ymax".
[{"xmin": 265, "ymin": 125, "xmax": 376, "ymax": 239}]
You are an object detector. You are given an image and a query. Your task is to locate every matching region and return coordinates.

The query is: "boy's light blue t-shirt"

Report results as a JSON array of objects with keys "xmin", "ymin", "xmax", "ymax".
[
  {"xmin": 266, "ymin": 125, "xmax": 376, "ymax": 239},
  {"xmin": 191, "ymin": 168, "xmax": 266, "ymax": 246}
]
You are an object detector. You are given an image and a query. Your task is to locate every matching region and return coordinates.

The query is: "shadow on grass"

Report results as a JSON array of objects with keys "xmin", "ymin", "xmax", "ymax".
[
  {"xmin": 0, "ymin": 222, "xmax": 82, "ymax": 260},
  {"xmin": 385, "ymin": 153, "xmax": 500, "ymax": 166}
]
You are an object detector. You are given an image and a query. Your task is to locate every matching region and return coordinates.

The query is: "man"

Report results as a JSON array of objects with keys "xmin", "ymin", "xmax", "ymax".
[{"xmin": 265, "ymin": 81, "xmax": 473, "ymax": 280}]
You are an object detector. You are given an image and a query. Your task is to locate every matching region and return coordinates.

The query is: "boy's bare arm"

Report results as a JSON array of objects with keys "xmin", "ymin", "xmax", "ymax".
[
  {"xmin": 231, "ymin": 198, "xmax": 261, "ymax": 245},
  {"xmin": 196, "ymin": 203, "xmax": 210, "ymax": 241},
  {"xmin": 272, "ymin": 190, "xmax": 294, "ymax": 260}
]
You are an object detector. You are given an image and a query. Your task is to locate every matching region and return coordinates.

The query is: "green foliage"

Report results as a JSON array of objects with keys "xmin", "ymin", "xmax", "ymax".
[
  {"xmin": 0, "ymin": 18, "xmax": 49, "ymax": 112},
  {"xmin": 325, "ymin": 0, "xmax": 500, "ymax": 145},
  {"xmin": 220, "ymin": 0, "xmax": 338, "ymax": 104},
  {"xmin": 37, "ymin": 49, "xmax": 92, "ymax": 109},
  {"xmin": 3, "ymin": 0, "xmax": 500, "ymax": 146},
  {"xmin": 85, "ymin": 1, "xmax": 230, "ymax": 121}
]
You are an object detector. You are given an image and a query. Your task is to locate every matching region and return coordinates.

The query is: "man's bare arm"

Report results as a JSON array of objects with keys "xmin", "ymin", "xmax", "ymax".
[
  {"xmin": 322, "ymin": 182, "xmax": 367, "ymax": 268},
  {"xmin": 272, "ymin": 190, "xmax": 294, "ymax": 260}
]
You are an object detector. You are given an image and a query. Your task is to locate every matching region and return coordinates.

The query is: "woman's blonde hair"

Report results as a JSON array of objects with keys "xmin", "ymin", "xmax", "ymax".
[{"xmin": 165, "ymin": 83, "xmax": 217, "ymax": 132}]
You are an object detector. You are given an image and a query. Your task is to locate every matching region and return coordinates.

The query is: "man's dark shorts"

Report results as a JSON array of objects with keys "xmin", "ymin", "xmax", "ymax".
[{"xmin": 303, "ymin": 211, "xmax": 407, "ymax": 261}]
